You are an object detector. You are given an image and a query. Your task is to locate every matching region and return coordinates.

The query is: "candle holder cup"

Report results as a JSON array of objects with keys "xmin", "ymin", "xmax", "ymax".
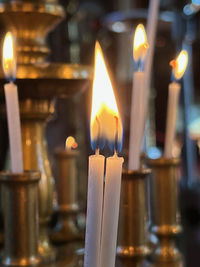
[
  {"xmin": 117, "ymin": 168, "xmax": 151, "ymax": 267},
  {"xmin": 148, "ymin": 157, "xmax": 183, "ymax": 266},
  {"xmin": 0, "ymin": 170, "xmax": 40, "ymax": 266},
  {"xmin": 50, "ymin": 148, "xmax": 81, "ymax": 243}
]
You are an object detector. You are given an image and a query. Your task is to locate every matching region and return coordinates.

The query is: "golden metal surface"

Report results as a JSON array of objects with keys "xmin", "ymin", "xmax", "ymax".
[
  {"xmin": 117, "ymin": 169, "xmax": 151, "ymax": 267},
  {"xmin": 0, "ymin": 63, "xmax": 92, "ymax": 99},
  {"xmin": 148, "ymin": 157, "xmax": 183, "ymax": 264},
  {"xmin": 50, "ymin": 149, "xmax": 81, "ymax": 244},
  {"xmin": 0, "ymin": 0, "xmax": 65, "ymax": 64},
  {"xmin": 0, "ymin": 170, "xmax": 40, "ymax": 266},
  {"xmin": 0, "ymin": 63, "xmax": 92, "ymax": 80},
  {"xmin": 18, "ymin": 99, "xmax": 56, "ymax": 262}
]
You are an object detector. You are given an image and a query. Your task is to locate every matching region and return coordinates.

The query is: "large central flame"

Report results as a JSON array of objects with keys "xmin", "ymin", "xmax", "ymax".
[
  {"xmin": 2, "ymin": 32, "xmax": 16, "ymax": 81},
  {"xmin": 133, "ymin": 24, "xmax": 149, "ymax": 63},
  {"xmin": 90, "ymin": 42, "xmax": 123, "ymax": 152},
  {"xmin": 170, "ymin": 50, "xmax": 188, "ymax": 80}
]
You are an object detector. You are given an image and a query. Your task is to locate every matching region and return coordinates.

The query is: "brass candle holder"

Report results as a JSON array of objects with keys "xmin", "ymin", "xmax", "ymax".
[
  {"xmin": 0, "ymin": 170, "xmax": 40, "ymax": 266},
  {"xmin": 148, "ymin": 157, "xmax": 183, "ymax": 267},
  {"xmin": 50, "ymin": 147, "xmax": 81, "ymax": 243},
  {"xmin": 117, "ymin": 169, "xmax": 152, "ymax": 267}
]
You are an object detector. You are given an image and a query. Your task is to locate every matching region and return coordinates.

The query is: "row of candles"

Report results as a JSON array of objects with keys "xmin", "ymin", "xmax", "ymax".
[
  {"xmin": 2, "ymin": 9, "xmax": 188, "ymax": 267},
  {"xmin": 84, "ymin": 22, "xmax": 188, "ymax": 267}
]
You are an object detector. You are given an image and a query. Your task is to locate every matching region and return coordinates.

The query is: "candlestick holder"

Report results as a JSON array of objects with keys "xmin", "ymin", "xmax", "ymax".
[
  {"xmin": 50, "ymin": 148, "xmax": 81, "ymax": 243},
  {"xmin": 0, "ymin": 0, "xmax": 91, "ymax": 262},
  {"xmin": 148, "ymin": 157, "xmax": 183, "ymax": 267},
  {"xmin": 117, "ymin": 169, "xmax": 152, "ymax": 267},
  {"xmin": 0, "ymin": 170, "xmax": 40, "ymax": 266}
]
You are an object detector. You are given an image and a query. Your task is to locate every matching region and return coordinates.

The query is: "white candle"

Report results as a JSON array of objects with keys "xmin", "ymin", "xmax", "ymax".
[
  {"xmin": 164, "ymin": 82, "xmax": 181, "ymax": 158},
  {"xmin": 128, "ymin": 25, "xmax": 149, "ymax": 170},
  {"xmin": 4, "ymin": 82, "xmax": 23, "ymax": 173},
  {"xmin": 128, "ymin": 72, "xmax": 145, "ymax": 170},
  {"xmin": 2, "ymin": 32, "xmax": 23, "ymax": 173},
  {"xmin": 84, "ymin": 41, "xmax": 123, "ymax": 267},
  {"xmin": 99, "ymin": 153, "xmax": 124, "ymax": 267},
  {"xmin": 144, "ymin": 0, "xmax": 160, "ymax": 95},
  {"xmin": 164, "ymin": 50, "xmax": 188, "ymax": 158},
  {"xmin": 84, "ymin": 153, "xmax": 105, "ymax": 267},
  {"xmin": 142, "ymin": 0, "xmax": 159, "ymax": 147}
]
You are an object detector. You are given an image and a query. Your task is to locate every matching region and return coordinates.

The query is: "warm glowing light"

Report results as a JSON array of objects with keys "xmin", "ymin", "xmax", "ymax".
[
  {"xmin": 65, "ymin": 136, "xmax": 78, "ymax": 150},
  {"xmin": 90, "ymin": 42, "xmax": 122, "ymax": 152},
  {"xmin": 2, "ymin": 32, "xmax": 16, "ymax": 80},
  {"xmin": 170, "ymin": 50, "xmax": 188, "ymax": 80},
  {"xmin": 133, "ymin": 24, "xmax": 149, "ymax": 62}
]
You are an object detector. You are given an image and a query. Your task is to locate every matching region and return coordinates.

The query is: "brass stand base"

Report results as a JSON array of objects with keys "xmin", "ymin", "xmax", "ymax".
[
  {"xmin": 50, "ymin": 214, "xmax": 82, "ymax": 244},
  {"xmin": 51, "ymin": 149, "xmax": 81, "ymax": 244},
  {"xmin": 38, "ymin": 220, "xmax": 57, "ymax": 263},
  {"xmin": 148, "ymin": 158, "xmax": 183, "ymax": 267},
  {"xmin": 0, "ymin": 171, "xmax": 40, "ymax": 266},
  {"xmin": 117, "ymin": 169, "xmax": 152, "ymax": 267}
]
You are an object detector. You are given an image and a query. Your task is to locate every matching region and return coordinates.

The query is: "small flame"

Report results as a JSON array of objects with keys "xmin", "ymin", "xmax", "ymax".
[
  {"xmin": 133, "ymin": 24, "xmax": 149, "ymax": 63},
  {"xmin": 65, "ymin": 136, "xmax": 78, "ymax": 150},
  {"xmin": 2, "ymin": 32, "xmax": 16, "ymax": 81},
  {"xmin": 170, "ymin": 50, "xmax": 188, "ymax": 80},
  {"xmin": 90, "ymin": 42, "xmax": 123, "ymax": 152}
]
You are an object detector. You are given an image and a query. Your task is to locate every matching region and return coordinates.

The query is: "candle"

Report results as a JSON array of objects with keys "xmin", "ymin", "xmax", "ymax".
[
  {"xmin": 99, "ymin": 154, "xmax": 123, "ymax": 267},
  {"xmin": 2, "ymin": 32, "xmax": 23, "ymax": 173},
  {"xmin": 84, "ymin": 42, "xmax": 124, "ymax": 267},
  {"xmin": 164, "ymin": 50, "xmax": 188, "ymax": 158},
  {"xmin": 144, "ymin": 0, "xmax": 160, "ymax": 99},
  {"xmin": 128, "ymin": 24, "xmax": 149, "ymax": 170},
  {"xmin": 84, "ymin": 42, "xmax": 106, "ymax": 267}
]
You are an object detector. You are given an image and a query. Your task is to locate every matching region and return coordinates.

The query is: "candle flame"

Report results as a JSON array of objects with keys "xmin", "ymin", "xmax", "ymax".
[
  {"xmin": 90, "ymin": 42, "xmax": 123, "ymax": 152},
  {"xmin": 65, "ymin": 136, "xmax": 78, "ymax": 150},
  {"xmin": 170, "ymin": 50, "xmax": 188, "ymax": 80},
  {"xmin": 133, "ymin": 24, "xmax": 149, "ymax": 62},
  {"xmin": 2, "ymin": 32, "xmax": 16, "ymax": 81}
]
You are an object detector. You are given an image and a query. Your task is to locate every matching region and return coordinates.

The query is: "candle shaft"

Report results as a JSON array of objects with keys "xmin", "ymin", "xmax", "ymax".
[
  {"xmin": 4, "ymin": 82, "xmax": 23, "ymax": 173},
  {"xmin": 164, "ymin": 82, "xmax": 181, "ymax": 158},
  {"xmin": 129, "ymin": 72, "xmax": 145, "ymax": 170},
  {"xmin": 143, "ymin": 0, "xmax": 159, "ymax": 149},
  {"xmin": 99, "ymin": 155, "xmax": 124, "ymax": 267},
  {"xmin": 145, "ymin": 0, "xmax": 159, "ymax": 91},
  {"xmin": 84, "ymin": 154, "xmax": 105, "ymax": 267}
]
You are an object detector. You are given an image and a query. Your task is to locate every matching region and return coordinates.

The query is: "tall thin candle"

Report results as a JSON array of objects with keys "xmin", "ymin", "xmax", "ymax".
[
  {"xmin": 2, "ymin": 32, "xmax": 23, "ymax": 173},
  {"xmin": 128, "ymin": 24, "xmax": 149, "ymax": 170},
  {"xmin": 164, "ymin": 50, "xmax": 188, "ymax": 158},
  {"xmin": 84, "ymin": 42, "xmax": 124, "ymax": 267}
]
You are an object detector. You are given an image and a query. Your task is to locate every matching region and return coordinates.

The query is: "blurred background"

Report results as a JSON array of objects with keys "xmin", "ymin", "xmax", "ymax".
[
  {"xmin": 45, "ymin": 1, "xmax": 200, "ymax": 265},
  {"xmin": 1, "ymin": 0, "xmax": 200, "ymax": 266}
]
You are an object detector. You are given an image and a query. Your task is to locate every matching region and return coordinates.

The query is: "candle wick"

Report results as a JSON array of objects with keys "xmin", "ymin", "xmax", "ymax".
[
  {"xmin": 114, "ymin": 116, "xmax": 119, "ymax": 155},
  {"xmin": 136, "ymin": 58, "xmax": 144, "ymax": 72},
  {"xmin": 95, "ymin": 148, "xmax": 100, "ymax": 155},
  {"xmin": 95, "ymin": 116, "xmax": 101, "ymax": 152}
]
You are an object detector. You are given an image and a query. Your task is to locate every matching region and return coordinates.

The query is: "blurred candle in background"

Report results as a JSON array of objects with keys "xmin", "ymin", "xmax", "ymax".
[
  {"xmin": 128, "ymin": 24, "xmax": 149, "ymax": 170},
  {"xmin": 2, "ymin": 32, "xmax": 24, "ymax": 173},
  {"xmin": 164, "ymin": 50, "xmax": 188, "ymax": 158}
]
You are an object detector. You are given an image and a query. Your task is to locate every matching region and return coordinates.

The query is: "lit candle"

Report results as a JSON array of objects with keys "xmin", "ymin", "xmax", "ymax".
[
  {"xmin": 84, "ymin": 42, "xmax": 124, "ymax": 267},
  {"xmin": 97, "ymin": 53, "xmax": 123, "ymax": 267},
  {"xmin": 2, "ymin": 32, "xmax": 23, "ymax": 173},
  {"xmin": 128, "ymin": 24, "xmax": 149, "ymax": 170},
  {"xmin": 164, "ymin": 50, "xmax": 188, "ymax": 158},
  {"xmin": 84, "ymin": 42, "xmax": 105, "ymax": 267},
  {"xmin": 100, "ymin": 153, "xmax": 123, "ymax": 267}
]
